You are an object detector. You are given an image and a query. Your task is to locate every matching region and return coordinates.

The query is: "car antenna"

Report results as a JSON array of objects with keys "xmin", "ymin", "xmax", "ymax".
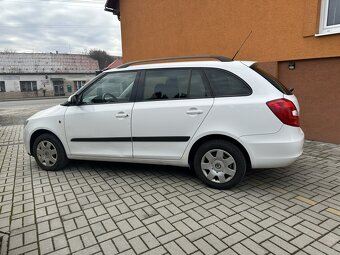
[{"xmin": 232, "ymin": 30, "xmax": 253, "ymax": 60}]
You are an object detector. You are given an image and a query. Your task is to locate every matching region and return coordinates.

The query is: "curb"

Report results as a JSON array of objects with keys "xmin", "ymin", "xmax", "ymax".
[{"xmin": 0, "ymin": 96, "xmax": 68, "ymax": 102}]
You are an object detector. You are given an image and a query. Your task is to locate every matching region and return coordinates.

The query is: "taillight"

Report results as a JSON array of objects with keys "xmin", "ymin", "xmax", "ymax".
[{"xmin": 266, "ymin": 98, "xmax": 300, "ymax": 127}]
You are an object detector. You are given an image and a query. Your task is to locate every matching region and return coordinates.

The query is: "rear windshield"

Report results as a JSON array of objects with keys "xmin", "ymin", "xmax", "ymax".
[{"xmin": 251, "ymin": 64, "xmax": 293, "ymax": 95}]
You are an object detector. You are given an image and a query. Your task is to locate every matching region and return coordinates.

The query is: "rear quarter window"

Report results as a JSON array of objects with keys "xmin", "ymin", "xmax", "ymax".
[
  {"xmin": 251, "ymin": 65, "xmax": 293, "ymax": 95},
  {"xmin": 204, "ymin": 68, "xmax": 252, "ymax": 97}
]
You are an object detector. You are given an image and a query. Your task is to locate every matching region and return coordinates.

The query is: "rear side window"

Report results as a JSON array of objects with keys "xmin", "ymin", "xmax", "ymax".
[
  {"xmin": 189, "ymin": 70, "xmax": 210, "ymax": 98},
  {"xmin": 204, "ymin": 69, "xmax": 252, "ymax": 97},
  {"xmin": 142, "ymin": 69, "xmax": 210, "ymax": 100},
  {"xmin": 251, "ymin": 65, "xmax": 292, "ymax": 95}
]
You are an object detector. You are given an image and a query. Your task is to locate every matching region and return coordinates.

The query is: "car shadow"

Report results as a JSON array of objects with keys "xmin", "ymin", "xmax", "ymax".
[
  {"xmin": 68, "ymin": 159, "xmax": 195, "ymax": 177},
  {"xmin": 63, "ymin": 159, "xmax": 288, "ymax": 191}
]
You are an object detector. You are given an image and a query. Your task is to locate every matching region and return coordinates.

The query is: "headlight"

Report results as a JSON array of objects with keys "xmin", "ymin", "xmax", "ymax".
[{"xmin": 24, "ymin": 120, "xmax": 29, "ymax": 127}]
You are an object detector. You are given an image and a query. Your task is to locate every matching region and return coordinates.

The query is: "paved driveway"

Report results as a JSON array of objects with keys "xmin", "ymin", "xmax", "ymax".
[{"xmin": 0, "ymin": 125, "xmax": 339, "ymax": 255}]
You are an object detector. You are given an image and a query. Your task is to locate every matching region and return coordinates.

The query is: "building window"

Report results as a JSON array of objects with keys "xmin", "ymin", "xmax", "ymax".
[
  {"xmin": 0, "ymin": 81, "xmax": 5, "ymax": 92},
  {"xmin": 319, "ymin": 0, "xmax": 340, "ymax": 35},
  {"xmin": 74, "ymin": 80, "xmax": 86, "ymax": 91},
  {"xmin": 20, "ymin": 81, "xmax": 37, "ymax": 92}
]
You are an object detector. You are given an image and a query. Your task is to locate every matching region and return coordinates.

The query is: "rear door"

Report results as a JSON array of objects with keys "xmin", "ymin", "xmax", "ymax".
[{"xmin": 132, "ymin": 68, "xmax": 214, "ymax": 160}]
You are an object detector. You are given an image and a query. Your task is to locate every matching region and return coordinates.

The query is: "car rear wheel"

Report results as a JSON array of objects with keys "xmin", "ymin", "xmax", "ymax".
[
  {"xmin": 193, "ymin": 140, "xmax": 246, "ymax": 189},
  {"xmin": 33, "ymin": 133, "xmax": 69, "ymax": 171}
]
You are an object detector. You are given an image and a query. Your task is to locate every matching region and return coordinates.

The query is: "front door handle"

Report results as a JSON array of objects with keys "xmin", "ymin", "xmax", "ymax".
[
  {"xmin": 115, "ymin": 112, "xmax": 129, "ymax": 118},
  {"xmin": 186, "ymin": 108, "xmax": 203, "ymax": 115}
]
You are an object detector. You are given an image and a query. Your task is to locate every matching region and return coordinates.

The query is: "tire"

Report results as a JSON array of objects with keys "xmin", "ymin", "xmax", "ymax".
[
  {"xmin": 193, "ymin": 140, "xmax": 246, "ymax": 189},
  {"xmin": 33, "ymin": 133, "xmax": 69, "ymax": 171}
]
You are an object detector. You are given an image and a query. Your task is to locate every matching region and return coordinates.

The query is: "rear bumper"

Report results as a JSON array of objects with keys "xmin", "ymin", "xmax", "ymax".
[{"xmin": 239, "ymin": 125, "xmax": 304, "ymax": 168}]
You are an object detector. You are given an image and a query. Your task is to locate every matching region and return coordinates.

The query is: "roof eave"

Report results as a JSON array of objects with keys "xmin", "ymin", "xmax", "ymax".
[{"xmin": 104, "ymin": 0, "xmax": 120, "ymax": 20}]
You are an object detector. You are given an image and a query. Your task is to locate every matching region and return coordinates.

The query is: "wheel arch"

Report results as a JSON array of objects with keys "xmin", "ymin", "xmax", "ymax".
[
  {"xmin": 188, "ymin": 134, "xmax": 252, "ymax": 170},
  {"xmin": 30, "ymin": 129, "xmax": 64, "ymax": 155}
]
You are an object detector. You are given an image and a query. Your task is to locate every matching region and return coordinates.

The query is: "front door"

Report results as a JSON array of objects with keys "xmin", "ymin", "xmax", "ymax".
[
  {"xmin": 132, "ymin": 68, "xmax": 214, "ymax": 160},
  {"xmin": 65, "ymin": 71, "xmax": 139, "ymax": 158},
  {"xmin": 53, "ymin": 80, "xmax": 65, "ymax": 96}
]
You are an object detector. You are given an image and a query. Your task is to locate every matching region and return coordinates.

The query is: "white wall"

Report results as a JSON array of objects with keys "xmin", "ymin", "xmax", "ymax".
[{"xmin": 0, "ymin": 73, "xmax": 95, "ymax": 93}]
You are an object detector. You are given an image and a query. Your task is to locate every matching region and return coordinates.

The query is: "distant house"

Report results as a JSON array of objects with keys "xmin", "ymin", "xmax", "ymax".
[
  {"xmin": 105, "ymin": 58, "xmax": 123, "ymax": 69},
  {"xmin": 0, "ymin": 53, "xmax": 99, "ymax": 100}
]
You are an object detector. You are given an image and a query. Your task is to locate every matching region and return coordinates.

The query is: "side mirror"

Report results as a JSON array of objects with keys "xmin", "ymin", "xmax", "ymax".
[{"xmin": 68, "ymin": 94, "xmax": 79, "ymax": 105}]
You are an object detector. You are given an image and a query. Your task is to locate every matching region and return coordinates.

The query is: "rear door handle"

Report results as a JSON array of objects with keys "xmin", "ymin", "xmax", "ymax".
[
  {"xmin": 186, "ymin": 108, "xmax": 203, "ymax": 115},
  {"xmin": 115, "ymin": 112, "xmax": 129, "ymax": 118}
]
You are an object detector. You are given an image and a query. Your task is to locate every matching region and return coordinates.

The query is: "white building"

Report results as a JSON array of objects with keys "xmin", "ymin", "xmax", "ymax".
[{"xmin": 0, "ymin": 53, "xmax": 99, "ymax": 100}]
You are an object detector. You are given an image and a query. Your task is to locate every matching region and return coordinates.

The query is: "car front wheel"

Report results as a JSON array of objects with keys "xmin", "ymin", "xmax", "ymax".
[
  {"xmin": 33, "ymin": 133, "xmax": 69, "ymax": 171},
  {"xmin": 193, "ymin": 140, "xmax": 246, "ymax": 189}
]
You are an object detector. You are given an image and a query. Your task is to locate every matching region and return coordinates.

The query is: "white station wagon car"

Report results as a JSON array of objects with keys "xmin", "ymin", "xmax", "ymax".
[{"xmin": 23, "ymin": 56, "xmax": 304, "ymax": 189}]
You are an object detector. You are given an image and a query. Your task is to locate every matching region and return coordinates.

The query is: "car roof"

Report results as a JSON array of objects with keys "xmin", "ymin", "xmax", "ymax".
[{"xmin": 105, "ymin": 60, "xmax": 256, "ymax": 72}]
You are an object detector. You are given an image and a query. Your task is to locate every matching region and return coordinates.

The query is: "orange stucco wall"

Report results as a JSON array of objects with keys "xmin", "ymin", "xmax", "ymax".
[
  {"xmin": 119, "ymin": 0, "xmax": 340, "ymax": 62},
  {"xmin": 278, "ymin": 58, "xmax": 340, "ymax": 143}
]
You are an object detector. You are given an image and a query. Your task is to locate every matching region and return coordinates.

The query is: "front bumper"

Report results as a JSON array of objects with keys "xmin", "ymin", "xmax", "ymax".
[{"xmin": 23, "ymin": 126, "xmax": 31, "ymax": 155}]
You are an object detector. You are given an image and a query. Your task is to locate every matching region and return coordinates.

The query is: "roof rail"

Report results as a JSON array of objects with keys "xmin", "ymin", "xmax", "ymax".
[{"xmin": 117, "ymin": 55, "xmax": 232, "ymax": 69}]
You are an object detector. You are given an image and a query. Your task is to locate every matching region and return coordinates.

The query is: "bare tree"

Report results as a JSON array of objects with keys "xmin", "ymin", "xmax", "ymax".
[
  {"xmin": 1, "ymin": 49, "xmax": 16, "ymax": 53},
  {"xmin": 88, "ymin": 49, "xmax": 117, "ymax": 69}
]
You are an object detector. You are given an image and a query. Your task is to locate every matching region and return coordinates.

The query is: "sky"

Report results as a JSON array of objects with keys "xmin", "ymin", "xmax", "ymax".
[{"xmin": 0, "ymin": 0, "xmax": 122, "ymax": 56}]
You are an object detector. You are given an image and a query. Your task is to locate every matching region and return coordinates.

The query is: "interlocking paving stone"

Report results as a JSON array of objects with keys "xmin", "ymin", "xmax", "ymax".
[{"xmin": 0, "ymin": 125, "xmax": 340, "ymax": 255}]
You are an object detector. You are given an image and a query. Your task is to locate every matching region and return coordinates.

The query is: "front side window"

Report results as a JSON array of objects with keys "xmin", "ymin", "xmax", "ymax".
[
  {"xmin": 0, "ymin": 81, "xmax": 5, "ymax": 92},
  {"xmin": 20, "ymin": 81, "xmax": 37, "ymax": 92},
  {"xmin": 81, "ymin": 72, "xmax": 137, "ymax": 104},
  {"xmin": 205, "ymin": 69, "xmax": 252, "ymax": 97},
  {"xmin": 142, "ymin": 69, "xmax": 210, "ymax": 101},
  {"xmin": 319, "ymin": 0, "xmax": 340, "ymax": 35}
]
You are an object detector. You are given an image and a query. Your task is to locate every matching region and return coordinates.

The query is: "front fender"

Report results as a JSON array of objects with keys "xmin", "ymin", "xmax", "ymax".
[{"xmin": 24, "ymin": 107, "xmax": 69, "ymax": 156}]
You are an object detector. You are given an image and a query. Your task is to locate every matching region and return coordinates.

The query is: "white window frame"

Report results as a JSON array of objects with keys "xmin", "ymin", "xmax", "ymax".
[
  {"xmin": 318, "ymin": 0, "xmax": 340, "ymax": 36},
  {"xmin": 20, "ymin": 81, "xmax": 37, "ymax": 92}
]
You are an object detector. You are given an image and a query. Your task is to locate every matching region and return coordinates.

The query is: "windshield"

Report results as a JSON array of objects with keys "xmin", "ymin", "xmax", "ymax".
[
  {"xmin": 251, "ymin": 64, "xmax": 293, "ymax": 95},
  {"xmin": 76, "ymin": 73, "xmax": 105, "ymax": 95},
  {"xmin": 62, "ymin": 73, "xmax": 107, "ymax": 106}
]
